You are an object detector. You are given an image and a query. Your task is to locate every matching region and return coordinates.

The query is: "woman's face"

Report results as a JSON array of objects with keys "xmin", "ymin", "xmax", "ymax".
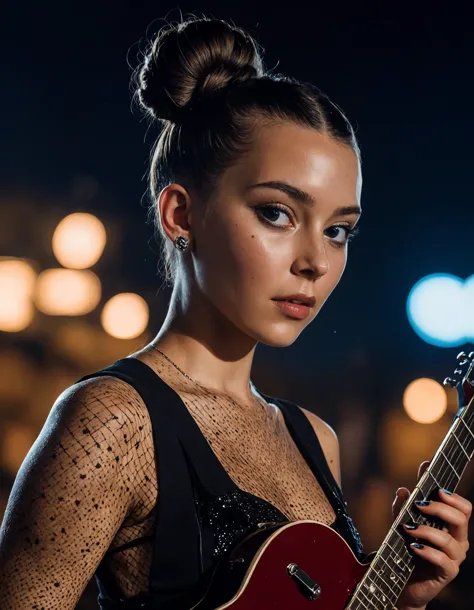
[{"xmin": 189, "ymin": 121, "xmax": 362, "ymax": 347}]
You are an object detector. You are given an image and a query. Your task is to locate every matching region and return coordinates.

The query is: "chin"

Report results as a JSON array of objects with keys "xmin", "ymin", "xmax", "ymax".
[{"xmin": 252, "ymin": 321, "xmax": 307, "ymax": 348}]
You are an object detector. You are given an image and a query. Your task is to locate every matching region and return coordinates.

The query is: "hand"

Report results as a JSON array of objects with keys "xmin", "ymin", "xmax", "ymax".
[{"xmin": 391, "ymin": 461, "xmax": 472, "ymax": 609}]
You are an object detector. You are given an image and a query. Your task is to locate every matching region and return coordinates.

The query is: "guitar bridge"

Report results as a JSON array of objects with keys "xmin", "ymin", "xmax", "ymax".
[{"xmin": 287, "ymin": 563, "xmax": 321, "ymax": 601}]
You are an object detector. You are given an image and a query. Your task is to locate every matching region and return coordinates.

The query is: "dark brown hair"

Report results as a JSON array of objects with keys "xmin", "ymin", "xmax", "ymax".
[{"xmin": 135, "ymin": 15, "xmax": 360, "ymax": 283}]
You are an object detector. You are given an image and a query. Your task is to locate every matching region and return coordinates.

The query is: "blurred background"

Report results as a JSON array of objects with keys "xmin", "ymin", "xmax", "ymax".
[{"xmin": 1, "ymin": 1, "xmax": 473, "ymax": 608}]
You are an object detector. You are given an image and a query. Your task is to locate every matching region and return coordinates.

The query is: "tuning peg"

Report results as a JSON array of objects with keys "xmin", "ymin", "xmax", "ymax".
[
  {"xmin": 469, "ymin": 352, "xmax": 474, "ymax": 360},
  {"xmin": 443, "ymin": 377, "xmax": 458, "ymax": 387},
  {"xmin": 457, "ymin": 352, "xmax": 470, "ymax": 365}
]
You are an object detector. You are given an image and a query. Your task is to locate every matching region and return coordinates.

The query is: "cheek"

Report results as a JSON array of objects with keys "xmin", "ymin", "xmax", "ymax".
[
  {"xmin": 323, "ymin": 251, "xmax": 347, "ymax": 296},
  {"xmin": 196, "ymin": 216, "xmax": 284, "ymax": 296}
]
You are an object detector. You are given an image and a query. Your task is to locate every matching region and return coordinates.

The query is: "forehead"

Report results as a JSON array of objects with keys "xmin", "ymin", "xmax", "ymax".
[{"xmin": 220, "ymin": 121, "xmax": 362, "ymax": 204}]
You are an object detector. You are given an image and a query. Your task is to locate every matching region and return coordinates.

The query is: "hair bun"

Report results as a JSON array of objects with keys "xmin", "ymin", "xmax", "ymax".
[{"xmin": 137, "ymin": 17, "xmax": 265, "ymax": 123}]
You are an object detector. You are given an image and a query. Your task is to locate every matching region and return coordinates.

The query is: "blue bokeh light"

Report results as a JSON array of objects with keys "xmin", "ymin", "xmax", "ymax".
[{"xmin": 407, "ymin": 273, "xmax": 474, "ymax": 347}]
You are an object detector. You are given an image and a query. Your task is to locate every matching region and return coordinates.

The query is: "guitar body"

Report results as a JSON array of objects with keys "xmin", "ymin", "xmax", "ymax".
[{"xmin": 192, "ymin": 521, "xmax": 372, "ymax": 610}]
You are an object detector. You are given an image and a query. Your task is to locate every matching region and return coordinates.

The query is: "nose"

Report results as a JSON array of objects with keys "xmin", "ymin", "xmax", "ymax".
[{"xmin": 290, "ymin": 237, "xmax": 329, "ymax": 280}]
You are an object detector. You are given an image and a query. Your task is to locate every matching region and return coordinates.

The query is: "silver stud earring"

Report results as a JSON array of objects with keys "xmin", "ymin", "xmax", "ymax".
[{"xmin": 174, "ymin": 235, "xmax": 190, "ymax": 252}]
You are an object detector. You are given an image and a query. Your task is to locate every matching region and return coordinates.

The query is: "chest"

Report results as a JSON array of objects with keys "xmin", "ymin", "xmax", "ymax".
[{"xmin": 178, "ymin": 391, "xmax": 337, "ymax": 525}]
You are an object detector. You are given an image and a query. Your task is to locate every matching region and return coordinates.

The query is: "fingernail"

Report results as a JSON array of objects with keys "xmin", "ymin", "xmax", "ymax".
[
  {"xmin": 440, "ymin": 488, "xmax": 453, "ymax": 495},
  {"xmin": 411, "ymin": 543, "xmax": 424, "ymax": 550},
  {"xmin": 403, "ymin": 523, "xmax": 419, "ymax": 530},
  {"xmin": 415, "ymin": 500, "xmax": 431, "ymax": 507}
]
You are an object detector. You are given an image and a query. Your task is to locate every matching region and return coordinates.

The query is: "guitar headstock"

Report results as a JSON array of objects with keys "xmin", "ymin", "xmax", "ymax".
[{"xmin": 444, "ymin": 351, "xmax": 474, "ymax": 413}]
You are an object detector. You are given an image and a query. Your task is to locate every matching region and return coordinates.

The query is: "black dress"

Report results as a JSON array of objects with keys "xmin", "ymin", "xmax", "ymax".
[{"xmin": 76, "ymin": 357, "xmax": 363, "ymax": 609}]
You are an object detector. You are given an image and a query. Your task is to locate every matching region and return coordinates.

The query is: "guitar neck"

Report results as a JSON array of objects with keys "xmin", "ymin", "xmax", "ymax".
[{"xmin": 347, "ymin": 393, "xmax": 474, "ymax": 610}]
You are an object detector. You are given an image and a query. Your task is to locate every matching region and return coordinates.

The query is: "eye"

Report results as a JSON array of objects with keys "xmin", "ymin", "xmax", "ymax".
[
  {"xmin": 255, "ymin": 204, "xmax": 293, "ymax": 228},
  {"xmin": 325, "ymin": 224, "xmax": 360, "ymax": 247}
]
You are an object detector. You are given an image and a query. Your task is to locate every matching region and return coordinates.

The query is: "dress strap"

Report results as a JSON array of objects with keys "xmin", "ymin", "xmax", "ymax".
[
  {"xmin": 261, "ymin": 393, "xmax": 363, "ymax": 558},
  {"xmin": 263, "ymin": 395, "xmax": 344, "ymax": 510}
]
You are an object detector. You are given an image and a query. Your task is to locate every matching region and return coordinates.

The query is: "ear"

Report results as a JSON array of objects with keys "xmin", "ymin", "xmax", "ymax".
[{"xmin": 158, "ymin": 183, "xmax": 193, "ymax": 244}]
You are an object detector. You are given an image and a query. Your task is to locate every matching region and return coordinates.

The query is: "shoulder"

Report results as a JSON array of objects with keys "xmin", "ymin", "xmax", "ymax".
[
  {"xmin": 61, "ymin": 373, "xmax": 150, "ymax": 431},
  {"xmin": 52, "ymin": 373, "xmax": 154, "ymax": 510},
  {"xmin": 299, "ymin": 406, "xmax": 342, "ymax": 488},
  {"xmin": 0, "ymin": 373, "xmax": 152, "ymax": 607}
]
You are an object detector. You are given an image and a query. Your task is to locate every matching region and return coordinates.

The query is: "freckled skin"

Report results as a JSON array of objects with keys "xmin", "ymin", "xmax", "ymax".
[{"xmin": 0, "ymin": 122, "xmax": 361, "ymax": 606}]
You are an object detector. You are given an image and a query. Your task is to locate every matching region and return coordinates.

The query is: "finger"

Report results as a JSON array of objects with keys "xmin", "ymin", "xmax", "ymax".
[
  {"xmin": 417, "ymin": 460, "xmax": 431, "ymax": 480},
  {"xmin": 402, "ymin": 523, "xmax": 466, "ymax": 562},
  {"xmin": 438, "ymin": 489, "xmax": 473, "ymax": 518},
  {"xmin": 409, "ymin": 541, "xmax": 459, "ymax": 582},
  {"xmin": 415, "ymin": 497, "xmax": 469, "ymax": 544},
  {"xmin": 392, "ymin": 487, "xmax": 410, "ymax": 518}
]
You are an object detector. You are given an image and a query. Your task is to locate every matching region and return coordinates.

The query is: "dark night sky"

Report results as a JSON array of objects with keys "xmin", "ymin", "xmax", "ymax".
[{"xmin": 1, "ymin": 1, "xmax": 473, "ymax": 393}]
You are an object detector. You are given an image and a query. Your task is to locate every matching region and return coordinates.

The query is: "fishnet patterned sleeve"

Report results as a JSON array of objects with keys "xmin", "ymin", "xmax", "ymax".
[{"xmin": 0, "ymin": 376, "xmax": 145, "ymax": 610}]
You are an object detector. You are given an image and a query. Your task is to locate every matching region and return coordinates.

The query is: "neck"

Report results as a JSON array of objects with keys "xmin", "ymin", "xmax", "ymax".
[{"xmin": 148, "ymin": 287, "xmax": 259, "ymax": 400}]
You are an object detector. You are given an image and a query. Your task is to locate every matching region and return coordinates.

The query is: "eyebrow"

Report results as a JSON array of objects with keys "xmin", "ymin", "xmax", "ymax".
[{"xmin": 246, "ymin": 180, "xmax": 362, "ymax": 218}]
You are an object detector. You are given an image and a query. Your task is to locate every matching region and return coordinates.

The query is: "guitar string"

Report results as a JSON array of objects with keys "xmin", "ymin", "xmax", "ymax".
[{"xmin": 351, "ymin": 398, "xmax": 474, "ymax": 610}]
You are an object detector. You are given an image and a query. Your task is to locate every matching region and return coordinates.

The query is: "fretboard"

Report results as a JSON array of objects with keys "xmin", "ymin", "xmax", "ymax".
[{"xmin": 347, "ymin": 394, "xmax": 474, "ymax": 610}]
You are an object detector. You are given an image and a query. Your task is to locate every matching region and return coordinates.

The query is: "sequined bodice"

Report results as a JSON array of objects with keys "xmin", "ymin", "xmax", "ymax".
[
  {"xmin": 195, "ymin": 486, "xmax": 363, "ymax": 565},
  {"xmin": 195, "ymin": 488, "xmax": 288, "ymax": 559}
]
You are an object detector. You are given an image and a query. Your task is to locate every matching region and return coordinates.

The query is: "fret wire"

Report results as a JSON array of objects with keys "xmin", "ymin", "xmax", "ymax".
[
  {"xmin": 391, "ymin": 535, "xmax": 413, "ymax": 568},
  {"xmin": 453, "ymin": 428, "xmax": 470, "ymax": 459},
  {"xmin": 389, "ymin": 529, "xmax": 411, "ymax": 557},
  {"xmin": 357, "ymin": 593, "xmax": 372, "ymax": 610},
  {"xmin": 390, "ymin": 533, "xmax": 414, "ymax": 572},
  {"xmin": 464, "ymin": 398, "xmax": 474, "ymax": 430},
  {"xmin": 432, "ymin": 437, "xmax": 461, "ymax": 492},
  {"xmin": 456, "ymin": 418, "xmax": 472, "ymax": 446},
  {"xmin": 385, "ymin": 540, "xmax": 410, "ymax": 573},
  {"xmin": 349, "ymin": 597, "xmax": 364, "ymax": 610},
  {"xmin": 351, "ymin": 581, "xmax": 378, "ymax": 610},
  {"xmin": 440, "ymin": 449, "xmax": 460, "ymax": 479},
  {"xmin": 445, "ymin": 423, "xmax": 470, "ymax": 481},
  {"xmin": 416, "ymin": 417, "xmax": 472, "ymax": 503},
  {"xmin": 377, "ymin": 556, "xmax": 403, "ymax": 594},
  {"xmin": 354, "ymin": 557, "xmax": 398, "ymax": 610},
  {"xmin": 449, "ymin": 446, "xmax": 467, "ymax": 490},
  {"xmin": 456, "ymin": 419, "xmax": 474, "ymax": 454},
  {"xmin": 366, "ymin": 569, "xmax": 398, "ymax": 607},
  {"xmin": 353, "ymin": 591, "xmax": 372, "ymax": 610},
  {"xmin": 433, "ymin": 450, "xmax": 455, "ymax": 493},
  {"xmin": 358, "ymin": 583, "xmax": 384, "ymax": 608},
  {"xmin": 428, "ymin": 469, "xmax": 441, "ymax": 488},
  {"xmin": 358, "ymin": 579, "xmax": 389, "ymax": 610},
  {"xmin": 425, "ymin": 416, "xmax": 474, "ymax": 497},
  {"xmin": 460, "ymin": 416, "xmax": 474, "ymax": 440},
  {"xmin": 406, "ymin": 503, "xmax": 421, "ymax": 522}
]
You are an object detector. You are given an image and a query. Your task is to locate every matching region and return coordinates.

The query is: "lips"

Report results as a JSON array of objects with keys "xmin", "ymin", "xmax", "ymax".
[
  {"xmin": 272, "ymin": 294, "xmax": 316, "ymax": 321},
  {"xmin": 272, "ymin": 294, "xmax": 316, "ymax": 308}
]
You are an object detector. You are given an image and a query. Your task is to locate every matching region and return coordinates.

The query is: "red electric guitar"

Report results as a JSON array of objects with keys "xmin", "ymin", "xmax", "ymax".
[{"xmin": 191, "ymin": 352, "xmax": 474, "ymax": 610}]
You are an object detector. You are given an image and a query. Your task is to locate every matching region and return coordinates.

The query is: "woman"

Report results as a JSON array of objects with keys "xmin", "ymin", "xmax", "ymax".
[{"xmin": 0, "ymin": 15, "xmax": 471, "ymax": 610}]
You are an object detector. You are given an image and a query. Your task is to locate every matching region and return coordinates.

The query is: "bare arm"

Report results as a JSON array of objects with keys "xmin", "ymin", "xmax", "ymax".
[{"xmin": 0, "ymin": 376, "xmax": 145, "ymax": 610}]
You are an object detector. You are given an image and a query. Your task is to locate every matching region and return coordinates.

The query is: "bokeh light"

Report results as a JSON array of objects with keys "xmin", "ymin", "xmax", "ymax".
[
  {"xmin": 0, "ymin": 258, "xmax": 37, "ymax": 332},
  {"xmin": 52, "ymin": 212, "xmax": 107, "ymax": 270},
  {"xmin": 403, "ymin": 377, "xmax": 448, "ymax": 424},
  {"xmin": 34, "ymin": 268, "xmax": 102, "ymax": 316},
  {"xmin": 380, "ymin": 407, "xmax": 449, "ymax": 480},
  {"xmin": 407, "ymin": 273, "xmax": 474, "ymax": 347},
  {"xmin": 101, "ymin": 293, "xmax": 149, "ymax": 339}
]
